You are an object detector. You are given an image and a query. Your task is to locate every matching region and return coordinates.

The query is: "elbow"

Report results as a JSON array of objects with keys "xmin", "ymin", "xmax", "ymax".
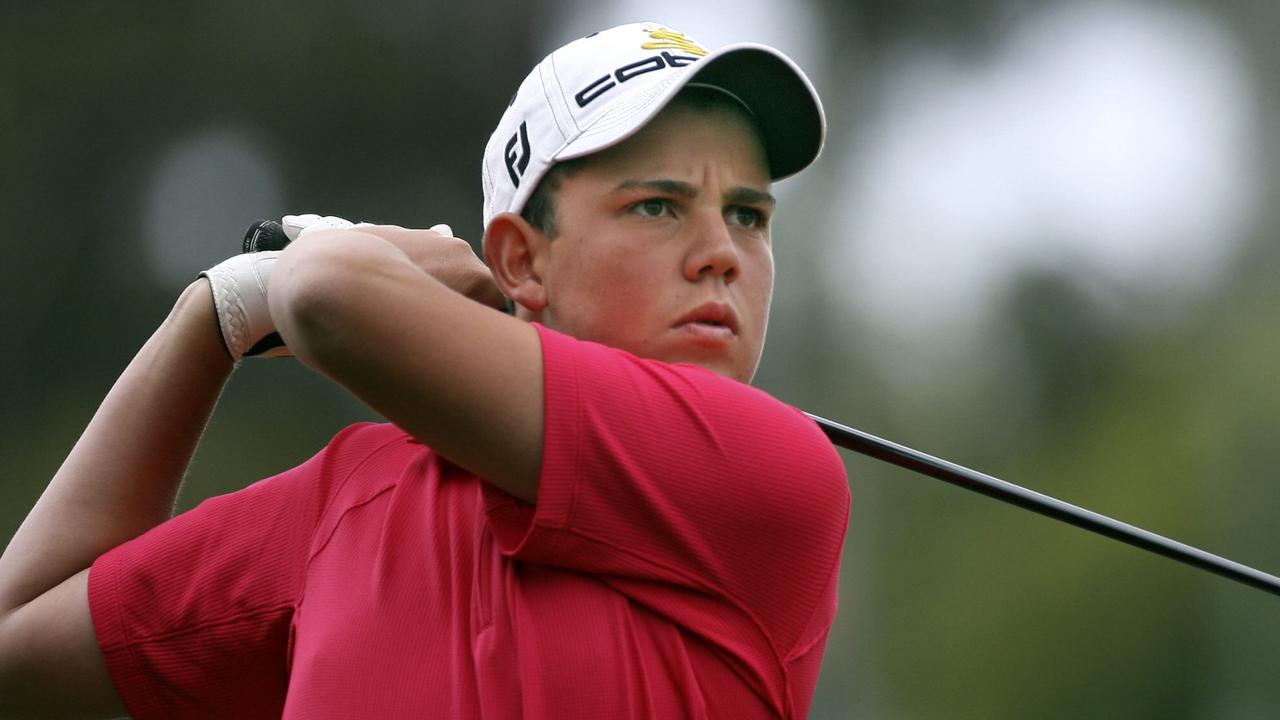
[{"xmin": 0, "ymin": 613, "xmax": 18, "ymax": 709}]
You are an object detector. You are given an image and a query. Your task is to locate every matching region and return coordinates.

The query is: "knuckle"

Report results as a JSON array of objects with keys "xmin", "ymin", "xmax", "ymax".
[{"xmin": 444, "ymin": 235, "xmax": 475, "ymax": 254}]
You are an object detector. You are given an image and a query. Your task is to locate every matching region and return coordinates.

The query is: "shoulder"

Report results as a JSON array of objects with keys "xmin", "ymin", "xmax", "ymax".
[
  {"xmin": 542, "ymin": 322, "xmax": 838, "ymax": 443},
  {"xmin": 535, "ymin": 322, "xmax": 848, "ymax": 507},
  {"xmin": 196, "ymin": 422, "xmax": 430, "ymax": 542},
  {"xmin": 300, "ymin": 421, "xmax": 421, "ymax": 483},
  {"xmin": 303, "ymin": 421, "xmax": 431, "ymax": 499},
  {"xmin": 320, "ymin": 421, "xmax": 414, "ymax": 457}
]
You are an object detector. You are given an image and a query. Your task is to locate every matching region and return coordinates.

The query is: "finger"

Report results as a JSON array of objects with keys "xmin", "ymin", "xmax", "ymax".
[
  {"xmin": 428, "ymin": 223, "xmax": 454, "ymax": 237},
  {"xmin": 281, "ymin": 214, "xmax": 320, "ymax": 241},
  {"xmin": 282, "ymin": 214, "xmax": 356, "ymax": 241}
]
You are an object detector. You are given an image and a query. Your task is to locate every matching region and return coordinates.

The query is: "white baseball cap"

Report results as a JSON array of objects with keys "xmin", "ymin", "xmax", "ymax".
[{"xmin": 481, "ymin": 21, "xmax": 826, "ymax": 230}]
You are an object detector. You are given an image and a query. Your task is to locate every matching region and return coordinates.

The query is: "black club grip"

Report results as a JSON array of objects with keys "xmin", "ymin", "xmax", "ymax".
[{"xmin": 242, "ymin": 220, "xmax": 290, "ymax": 253}]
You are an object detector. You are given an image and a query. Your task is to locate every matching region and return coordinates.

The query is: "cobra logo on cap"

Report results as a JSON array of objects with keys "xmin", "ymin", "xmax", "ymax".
[
  {"xmin": 641, "ymin": 27, "xmax": 709, "ymax": 57},
  {"xmin": 572, "ymin": 26, "xmax": 709, "ymax": 109}
]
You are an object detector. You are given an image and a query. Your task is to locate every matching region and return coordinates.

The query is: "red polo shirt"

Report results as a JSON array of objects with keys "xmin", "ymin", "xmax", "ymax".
[{"xmin": 89, "ymin": 324, "xmax": 850, "ymax": 718}]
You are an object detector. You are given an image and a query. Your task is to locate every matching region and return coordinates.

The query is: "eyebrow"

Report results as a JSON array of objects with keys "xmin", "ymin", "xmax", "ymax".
[{"xmin": 614, "ymin": 179, "xmax": 777, "ymax": 208}]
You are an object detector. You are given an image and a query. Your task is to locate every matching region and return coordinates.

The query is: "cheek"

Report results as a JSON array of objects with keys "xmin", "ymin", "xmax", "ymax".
[
  {"xmin": 590, "ymin": 270, "xmax": 663, "ymax": 321},
  {"xmin": 570, "ymin": 238, "xmax": 664, "ymax": 293},
  {"xmin": 552, "ymin": 240, "xmax": 654, "ymax": 324},
  {"xmin": 742, "ymin": 250, "xmax": 775, "ymax": 308}
]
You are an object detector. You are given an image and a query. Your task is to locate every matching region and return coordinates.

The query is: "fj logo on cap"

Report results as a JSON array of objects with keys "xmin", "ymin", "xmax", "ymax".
[{"xmin": 504, "ymin": 121, "xmax": 531, "ymax": 187}]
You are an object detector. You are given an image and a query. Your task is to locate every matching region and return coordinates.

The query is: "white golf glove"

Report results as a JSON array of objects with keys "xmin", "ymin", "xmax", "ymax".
[
  {"xmin": 200, "ymin": 214, "xmax": 453, "ymax": 361},
  {"xmin": 281, "ymin": 214, "xmax": 452, "ymax": 242}
]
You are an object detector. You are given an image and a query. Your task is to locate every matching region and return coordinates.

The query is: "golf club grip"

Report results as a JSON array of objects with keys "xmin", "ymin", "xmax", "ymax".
[
  {"xmin": 807, "ymin": 412, "xmax": 1280, "ymax": 598},
  {"xmin": 243, "ymin": 220, "xmax": 290, "ymax": 253}
]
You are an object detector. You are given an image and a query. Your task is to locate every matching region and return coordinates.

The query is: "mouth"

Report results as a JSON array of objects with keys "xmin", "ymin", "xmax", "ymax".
[{"xmin": 673, "ymin": 302, "xmax": 739, "ymax": 337}]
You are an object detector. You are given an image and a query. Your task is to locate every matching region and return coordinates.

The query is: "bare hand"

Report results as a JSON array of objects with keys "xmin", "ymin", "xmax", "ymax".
[{"xmin": 344, "ymin": 225, "xmax": 507, "ymax": 311}]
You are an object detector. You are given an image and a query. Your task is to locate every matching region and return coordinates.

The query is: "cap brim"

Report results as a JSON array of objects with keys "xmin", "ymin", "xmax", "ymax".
[{"xmin": 554, "ymin": 43, "xmax": 825, "ymax": 182}]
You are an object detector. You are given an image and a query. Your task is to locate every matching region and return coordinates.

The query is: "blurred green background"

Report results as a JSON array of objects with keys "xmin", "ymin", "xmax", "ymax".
[{"xmin": 3, "ymin": 1, "xmax": 1279, "ymax": 717}]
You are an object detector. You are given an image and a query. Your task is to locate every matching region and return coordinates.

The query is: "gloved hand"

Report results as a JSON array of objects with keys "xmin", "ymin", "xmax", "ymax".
[
  {"xmin": 281, "ymin": 213, "xmax": 362, "ymax": 242},
  {"xmin": 281, "ymin": 213, "xmax": 453, "ymax": 242},
  {"xmin": 200, "ymin": 215, "xmax": 456, "ymax": 361},
  {"xmin": 201, "ymin": 214, "xmax": 359, "ymax": 360}
]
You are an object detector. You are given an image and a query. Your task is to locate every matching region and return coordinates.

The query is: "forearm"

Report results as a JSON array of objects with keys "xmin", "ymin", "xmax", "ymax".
[
  {"xmin": 0, "ymin": 279, "xmax": 234, "ymax": 613},
  {"xmin": 270, "ymin": 228, "xmax": 544, "ymax": 501}
]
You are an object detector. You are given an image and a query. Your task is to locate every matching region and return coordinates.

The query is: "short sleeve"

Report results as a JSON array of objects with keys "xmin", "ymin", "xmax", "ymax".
[
  {"xmin": 483, "ymin": 324, "xmax": 850, "ymax": 656},
  {"xmin": 88, "ymin": 422, "xmax": 397, "ymax": 720}
]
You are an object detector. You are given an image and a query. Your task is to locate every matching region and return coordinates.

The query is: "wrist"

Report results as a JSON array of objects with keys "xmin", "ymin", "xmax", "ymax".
[
  {"xmin": 172, "ymin": 278, "xmax": 238, "ymax": 373},
  {"xmin": 200, "ymin": 250, "xmax": 288, "ymax": 361}
]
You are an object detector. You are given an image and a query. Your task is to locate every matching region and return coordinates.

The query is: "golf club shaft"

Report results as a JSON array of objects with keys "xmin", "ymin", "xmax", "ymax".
[{"xmin": 808, "ymin": 413, "xmax": 1280, "ymax": 598}]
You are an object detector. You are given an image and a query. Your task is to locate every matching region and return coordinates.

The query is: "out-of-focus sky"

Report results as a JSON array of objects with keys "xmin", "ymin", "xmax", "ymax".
[{"xmin": 832, "ymin": 0, "xmax": 1258, "ymax": 335}]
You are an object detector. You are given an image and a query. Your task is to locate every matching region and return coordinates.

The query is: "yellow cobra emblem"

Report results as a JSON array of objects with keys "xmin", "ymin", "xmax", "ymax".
[{"xmin": 642, "ymin": 28, "xmax": 709, "ymax": 57}]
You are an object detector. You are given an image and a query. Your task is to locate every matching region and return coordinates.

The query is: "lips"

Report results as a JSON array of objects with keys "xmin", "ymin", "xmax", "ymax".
[{"xmin": 673, "ymin": 302, "xmax": 739, "ymax": 336}]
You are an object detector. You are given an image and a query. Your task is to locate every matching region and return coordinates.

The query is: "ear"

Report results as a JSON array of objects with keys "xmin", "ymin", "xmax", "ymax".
[{"xmin": 483, "ymin": 212, "xmax": 549, "ymax": 315}]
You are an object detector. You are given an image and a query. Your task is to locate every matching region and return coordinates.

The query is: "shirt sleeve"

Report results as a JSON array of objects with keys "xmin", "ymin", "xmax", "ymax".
[
  {"xmin": 88, "ymin": 422, "xmax": 397, "ymax": 720},
  {"xmin": 483, "ymin": 324, "xmax": 851, "ymax": 658}
]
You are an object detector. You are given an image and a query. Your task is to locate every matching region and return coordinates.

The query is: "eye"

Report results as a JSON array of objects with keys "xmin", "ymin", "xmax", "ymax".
[
  {"xmin": 630, "ymin": 198, "xmax": 674, "ymax": 219},
  {"xmin": 727, "ymin": 205, "xmax": 767, "ymax": 229}
]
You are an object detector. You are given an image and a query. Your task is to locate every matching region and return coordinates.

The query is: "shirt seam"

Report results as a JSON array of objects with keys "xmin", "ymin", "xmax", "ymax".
[
  {"xmin": 98, "ymin": 554, "xmax": 151, "ymax": 715},
  {"xmin": 295, "ymin": 433, "xmax": 409, "ymax": 622},
  {"xmin": 309, "ymin": 427, "xmax": 413, "ymax": 546},
  {"xmin": 306, "ymin": 483, "xmax": 398, "ymax": 564},
  {"xmin": 113, "ymin": 602, "xmax": 297, "ymax": 645}
]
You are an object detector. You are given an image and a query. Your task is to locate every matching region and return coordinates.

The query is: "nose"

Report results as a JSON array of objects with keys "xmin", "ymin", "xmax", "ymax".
[{"xmin": 683, "ymin": 215, "xmax": 740, "ymax": 284}]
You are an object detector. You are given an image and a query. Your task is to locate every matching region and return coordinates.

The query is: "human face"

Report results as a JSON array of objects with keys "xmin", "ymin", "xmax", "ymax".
[{"xmin": 532, "ymin": 100, "xmax": 775, "ymax": 383}]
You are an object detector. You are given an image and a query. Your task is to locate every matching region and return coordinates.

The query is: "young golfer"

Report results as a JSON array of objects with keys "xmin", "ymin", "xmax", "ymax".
[{"xmin": 0, "ymin": 22, "xmax": 849, "ymax": 719}]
